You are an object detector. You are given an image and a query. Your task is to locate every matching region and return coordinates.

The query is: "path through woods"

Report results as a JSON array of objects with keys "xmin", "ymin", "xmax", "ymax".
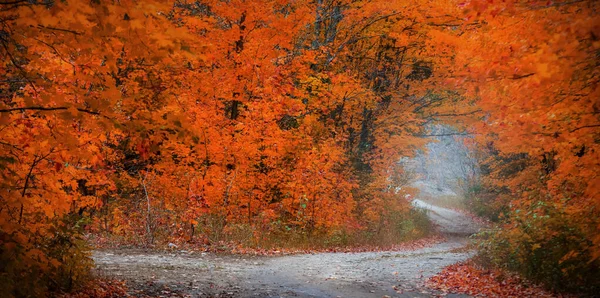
[{"xmin": 93, "ymin": 199, "xmax": 480, "ymax": 297}]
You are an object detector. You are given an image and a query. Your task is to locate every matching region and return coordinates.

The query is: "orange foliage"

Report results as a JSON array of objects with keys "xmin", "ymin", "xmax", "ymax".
[
  {"xmin": 427, "ymin": 261, "xmax": 569, "ymax": 297},
  {"xmin": 450, "ymin": 0, "xmax": 599, "ymax": 262},
  {"xmin": 1, "ymin": 0, "xmax": 597, "ymax": 295},
  {"xmin": 1, "ymin": 2, "xmax": 461, "ymax": 293},
  {"xmin": 445, "ymin": 0, "xmax": 600, "ymax": 292}
]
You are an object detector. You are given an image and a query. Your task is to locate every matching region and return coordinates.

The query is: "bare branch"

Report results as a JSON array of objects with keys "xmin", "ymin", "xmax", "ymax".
[
  {"xmin": 0, "ymin": 106, "xmax": 110, "ymax": 119},
  {"xmin": 414, "ymin": 132, "xmax": 478, "ymax": 138},
  {"xmin": 37, "ymin": 25, "xmax": 82, "ymax": 35},
  {"xmin": 570, "ymin": 124, "xmax": 600, "ymax": 133}
]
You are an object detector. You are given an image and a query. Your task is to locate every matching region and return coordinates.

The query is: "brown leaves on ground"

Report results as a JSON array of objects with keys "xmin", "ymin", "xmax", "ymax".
[
  {"xmin": 90, "ymin": 233, "xmax": 443, "ymax": 256},
  {"xmin": 426, "ymin": 261, "xmax": 573, "ymax": 297},
  {"xmin": 226, "ymin": 235, "xmax": 444, "ymax": 256},
  {"xmin": 58, "ymin": 279, "xmax": 128, "ymax": 298}
]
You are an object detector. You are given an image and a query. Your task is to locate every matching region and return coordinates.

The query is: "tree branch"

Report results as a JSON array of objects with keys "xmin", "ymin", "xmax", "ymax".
[
  {"xmin": 0, "ymin": 106, "xmax": 109, "ymax": 118},
  {"xmin": 0, "ymin": 140, "xmax": 23, "ymax": 151},
  {"xmin": 0, "ymin": 0, "xmax": 28, "ymax": 5},
  {"xmin": 570, "ymin": 124, "xmax": 600, "ymax": 133},
  {"xmin": 511, "ymin": 73, "xmax": 535, "ymax": 80},
  {"xmin": 37, "ymin": 25, "xmax": 82, "ymax": 35},
  {"xmin": 426, "ymin": 109, "xmax": 483, "ymax": 118},
  {"xmin": 414, "ymin": 132, "xmax": 478, "ymax": 138}
]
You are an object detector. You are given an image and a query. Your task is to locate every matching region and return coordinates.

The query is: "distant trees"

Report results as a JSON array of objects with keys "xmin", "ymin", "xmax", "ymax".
[{"xmin": 407, "ymin": 124, "xmax": 479, "ymax": 197}]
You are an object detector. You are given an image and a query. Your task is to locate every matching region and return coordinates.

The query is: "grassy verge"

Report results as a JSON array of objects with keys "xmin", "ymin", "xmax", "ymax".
[{"xmin": 88, "ymin": 208, "xmax": 436, "ymax": 253}]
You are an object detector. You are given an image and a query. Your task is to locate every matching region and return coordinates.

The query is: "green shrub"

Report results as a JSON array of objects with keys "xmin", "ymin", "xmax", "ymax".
[
  {"xmin": 475, "ymin": 202, "xmax": 600, "ymax": 294},
  {"xmin": 0, "ymin": 214, "xmax": 93, "ymax": 297},
  {"xmin": 464, "ymin": 184, "xmax": 508, "ymax": 222}
]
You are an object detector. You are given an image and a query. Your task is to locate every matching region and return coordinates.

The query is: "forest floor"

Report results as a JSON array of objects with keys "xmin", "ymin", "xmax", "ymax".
[{"xmin": 92, "ymin": 199, "xmax": 482, "ymax": 298}]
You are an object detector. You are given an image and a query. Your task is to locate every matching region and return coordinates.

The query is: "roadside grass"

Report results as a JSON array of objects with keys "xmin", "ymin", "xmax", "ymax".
[
  {"xmin": 419, "ymin": 194, "xmax": 466, "ymax": 211},
  {"xmin": 88, "ymin": 208, "xmax": 438, "ymax": 254}
]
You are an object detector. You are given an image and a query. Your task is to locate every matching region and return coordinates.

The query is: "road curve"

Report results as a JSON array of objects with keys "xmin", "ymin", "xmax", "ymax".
[{"xmin": 93, "ymin": 200, "xmax": 481, "ymax": 297}]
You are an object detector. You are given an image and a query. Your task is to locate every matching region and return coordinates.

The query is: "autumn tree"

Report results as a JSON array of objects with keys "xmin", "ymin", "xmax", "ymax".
[
  {"xmin": 0, "ymin": 0, "xmax": 207, "ymax": 294},
  {"xmin": 279, "ymin": 0, "xmax": 475, "ymax": 239},
  {"xmin": 4, "ymin": 0, "xmax": 569, "ymax": 295},
  {"xmin": 449, "ymin": 0, "xmax": 600, "ymax": 292},
  {"xmin": 92, "ymin": 0, "xmax": 469, "ymax": 246}
]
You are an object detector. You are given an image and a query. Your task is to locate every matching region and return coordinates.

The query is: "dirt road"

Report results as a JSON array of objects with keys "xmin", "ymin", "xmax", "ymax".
[{"xmin": 93, "ymin": 199, "xmax": 480, "ymax": 297}]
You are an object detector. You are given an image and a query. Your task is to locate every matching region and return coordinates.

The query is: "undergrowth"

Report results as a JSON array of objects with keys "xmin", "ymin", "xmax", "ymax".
[
  {"xmin": 473, "ymin": 202, "xmax": 600, "ymax": 295},
  {"xmin": 90, "ymin": 208, "xmax": 435, "ymax": 252}
]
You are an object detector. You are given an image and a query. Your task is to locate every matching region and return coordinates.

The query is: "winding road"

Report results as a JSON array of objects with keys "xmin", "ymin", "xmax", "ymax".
[{"xmin": 93, "ymin": 199, "xmax": 481, "ymax": 297}]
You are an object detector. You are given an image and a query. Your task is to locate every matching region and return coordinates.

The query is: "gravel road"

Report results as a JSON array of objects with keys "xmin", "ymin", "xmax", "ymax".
[{"xmin": 93, "ymin": 199, "xmax": 481, "ymax": 297}]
